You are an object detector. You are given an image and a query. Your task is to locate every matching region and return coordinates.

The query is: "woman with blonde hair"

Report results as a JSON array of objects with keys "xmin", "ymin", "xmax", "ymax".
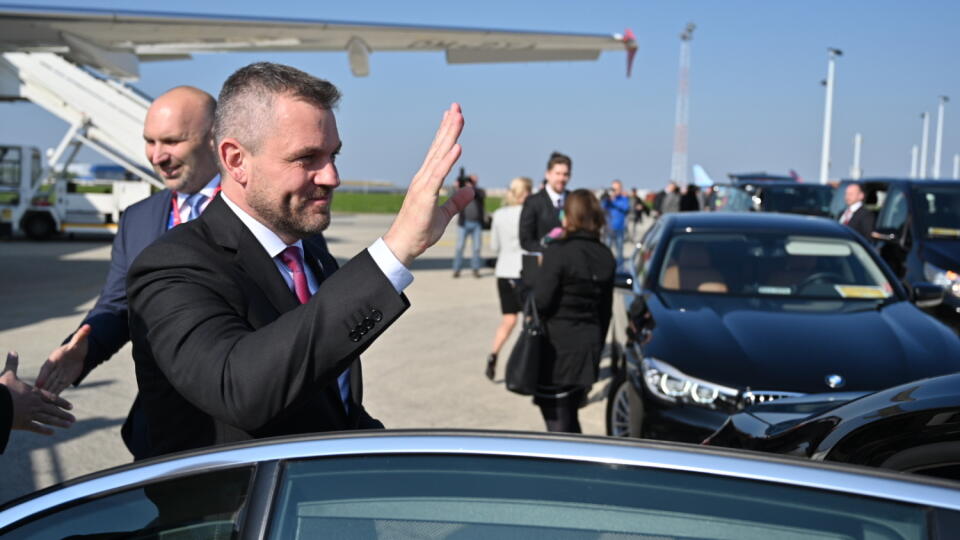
[
  {"xmin": 532, "ymin": 189, "xmax": 615, "ymax": 432},
  {"xmin": 485, "ymin": 176, "xmax": 533, "ymax": 380}
]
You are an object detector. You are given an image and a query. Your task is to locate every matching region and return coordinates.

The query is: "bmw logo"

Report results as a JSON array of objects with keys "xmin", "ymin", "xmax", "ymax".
[{"xmin": 825, "ymin": 374, "xmax": 845, "ymax": 389}]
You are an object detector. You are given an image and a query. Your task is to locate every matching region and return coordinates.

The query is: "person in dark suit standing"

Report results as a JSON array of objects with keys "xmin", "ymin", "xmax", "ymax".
[
  {"xmin": 36, "ymin": 86, "xmax": 220, "ymax": 458},
  {"xmin": 1, "ymin": 352, "xmax": 74, "ymax": 453},
  {"xmin": 519, "ymin": 152, "xmax": 572, "ymax": 252},
  {"xmin": 126, "ymin": 62, "xmax": 474, "ymax": 459},
  {"xmin": 532, "ymin": 189, "xmax": 615, "ymax": 433},
  {"xmin": 839, "ymin": 183, "xmax": 875, "ymax": 240}
]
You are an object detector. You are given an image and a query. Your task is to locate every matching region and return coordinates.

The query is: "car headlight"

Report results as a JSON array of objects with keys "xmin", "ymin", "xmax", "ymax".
[
  {"xmin": 641, "ymin": 357, "xmax": 740, "ymax": 411},
  {"xmin": 923, "ymin": 262, "xmax": 960, "ymax": 297}
]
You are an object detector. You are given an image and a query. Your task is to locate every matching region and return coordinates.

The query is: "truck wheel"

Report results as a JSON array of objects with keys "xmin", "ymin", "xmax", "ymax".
[{"xmin": 23, "ymin": 214, "xmax": 56, "ymax": 241}]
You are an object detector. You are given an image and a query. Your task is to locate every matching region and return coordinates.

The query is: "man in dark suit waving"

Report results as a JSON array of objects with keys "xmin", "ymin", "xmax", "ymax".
[
  {"xmin": 37, "ymin": 86, "xmax": 220, "ymax": 458},
  {"xmin": 839, "ymin": 183, "xmax": 875, "ymax": 240},
  {"xmin": 126, "ymin": 62, "xmax": 474, "ymax": 458},
  {"xmin": 519, "ymin": 152, "xmax": 572, "ymax": 252}
]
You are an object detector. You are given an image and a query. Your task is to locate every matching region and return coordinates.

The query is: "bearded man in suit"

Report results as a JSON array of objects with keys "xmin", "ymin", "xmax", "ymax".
[
  {"xmin": 518, "ymin": 151, "xmax": 572, "ymax": 253},
  {"xmin": 126, "ymin": 62, "xmax": 473, "ymax": 459}
]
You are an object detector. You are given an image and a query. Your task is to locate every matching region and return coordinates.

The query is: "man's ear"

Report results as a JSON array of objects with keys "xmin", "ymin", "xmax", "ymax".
[{"xmin": 219, "ymin": 138, "xmax": 247, "ymax": 185}]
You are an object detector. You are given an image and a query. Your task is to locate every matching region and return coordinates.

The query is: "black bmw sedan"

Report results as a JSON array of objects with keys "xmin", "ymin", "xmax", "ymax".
[{"xmin": 606, "ymin": 212, "xmax": 960, "ymax": 443}]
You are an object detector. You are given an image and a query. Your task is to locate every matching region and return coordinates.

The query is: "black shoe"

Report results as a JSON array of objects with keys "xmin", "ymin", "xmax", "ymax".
[
  {"xmin": 453, "ymin": 270, "xmax": 461, "ymax": 278},
  {"xmin": 473, "ymin": 269, "xmax": 481, "ymax": 278},
  {"xmin": 485, "ymin": 353, "xmax": 496, "ymax": 381}
]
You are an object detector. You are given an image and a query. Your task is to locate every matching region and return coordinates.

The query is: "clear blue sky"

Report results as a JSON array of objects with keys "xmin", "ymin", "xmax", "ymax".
[{"xmin": 2, "ymin": 0, "xmax": 958, "ymax": 190}]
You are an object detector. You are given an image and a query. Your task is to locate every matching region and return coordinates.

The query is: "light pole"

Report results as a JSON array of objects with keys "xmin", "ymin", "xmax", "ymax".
[
  {"xmin": 933, "ymin": 96, "xmax": 949, "ymax": 179},
  {"xmin": 910, "ymin": 145, "xmax": 919, "ymax": 178},
  {"xmin": 919, "ymin": 112, "xmax": 930, "ymax": 178},
  {"xmin": 819, "ymin": 48, "xmax": 842, "ymax": 185},
  {"xmin": 850, "ymin": 133, "xmax": 863, "ymax": 179},
  {"xmin": 954, "ymin": 154, "xmax": 959, "ymax": 180}
]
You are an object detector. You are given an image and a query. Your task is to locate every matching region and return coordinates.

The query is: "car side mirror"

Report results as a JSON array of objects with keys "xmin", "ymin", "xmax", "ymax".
[
  {"xmin": 912, "ymin": 282, "xmax": 944, "ymax": 308},
  {"xmin": 614, "ymin": 272, "xmax": 634, "ymax": 290}
]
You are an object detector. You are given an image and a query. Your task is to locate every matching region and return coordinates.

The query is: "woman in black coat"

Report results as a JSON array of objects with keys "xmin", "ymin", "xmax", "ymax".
[{"xmin": 532, "ymin": 189, "xmax": 615, "ymax": 433}]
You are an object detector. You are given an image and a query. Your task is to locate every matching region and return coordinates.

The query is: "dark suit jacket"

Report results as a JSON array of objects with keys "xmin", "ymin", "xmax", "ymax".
[
  {"xmin": 519, "ymin": 189, "xmax": 566, "ymax": 252},
  {"xmin": 845, "ymin": 206, "xmax": 875, "ymax": 240},
  {"xmin": 72, "ymin": 189, "xmax": 175, "ymax": 383},
  {"xmin": 533, "ymin": 233, "xmax": 615, "ymax": 387},
  {"xmin": 127, "ymin": 196, "xmax": 406, "ymax": 459},
  {"xmin": 0, "ymin": 385, "xmax": 11, "ymax": 453}
]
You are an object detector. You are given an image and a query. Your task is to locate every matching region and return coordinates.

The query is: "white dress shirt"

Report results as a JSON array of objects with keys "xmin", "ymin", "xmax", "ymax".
[
  {"xmin": 840, "ymin": 201, "xmax": 862, "ymax": 224},
  {"xmin": 544, "ymin": 184, "xmax": 565, "ymax": 210},
  {"xmin": 173, "ymin": 175, "xmax": 221, "ymax": 224}
]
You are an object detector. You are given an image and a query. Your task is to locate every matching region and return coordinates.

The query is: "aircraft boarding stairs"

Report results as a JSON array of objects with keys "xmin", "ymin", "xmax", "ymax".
[{"xmin": 0, "ymin": 51, "xmax": 160, "ymax": 196}]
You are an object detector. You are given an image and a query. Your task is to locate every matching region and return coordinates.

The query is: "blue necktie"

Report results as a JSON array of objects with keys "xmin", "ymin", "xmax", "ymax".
[{"xmin": 187, "ymin": 193, "xmax": 208, "ymax": 221}]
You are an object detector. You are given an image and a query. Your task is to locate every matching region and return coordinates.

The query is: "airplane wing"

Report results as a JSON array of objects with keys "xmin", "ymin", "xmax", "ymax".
[{"xmin": 0, "ymin": 4, "xmax": 637, "ymax": 79}]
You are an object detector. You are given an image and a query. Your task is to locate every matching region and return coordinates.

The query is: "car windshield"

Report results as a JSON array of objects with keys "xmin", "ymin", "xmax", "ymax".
[
  {"xmin": 913, "ymin": 187, "xmax": 960, "ymax": 239},
  {"xmin": 709, "ymin": 185, "xmax": 753, "ymax": 212},
  {"xmin": 658, "ymin": 232, "xmax": 894, "ymax": 300},
  {"xmin": 761, "ymin": 186, "xmax": 833, "ymax": 215}
]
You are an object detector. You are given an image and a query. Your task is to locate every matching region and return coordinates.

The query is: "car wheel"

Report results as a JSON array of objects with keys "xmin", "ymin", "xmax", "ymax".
[
  {"xmin": 606, "ymin": 371, "xmax": 643, "ymax": 437},
  {"xmin": 880, "ymin": 441, "xmax": 960, "ymax": 481}
]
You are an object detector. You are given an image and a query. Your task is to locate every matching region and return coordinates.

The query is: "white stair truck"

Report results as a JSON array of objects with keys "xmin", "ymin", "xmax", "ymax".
[{"xmin": 0, "ymin": 52, "xmax": 162, "ymax": 239}]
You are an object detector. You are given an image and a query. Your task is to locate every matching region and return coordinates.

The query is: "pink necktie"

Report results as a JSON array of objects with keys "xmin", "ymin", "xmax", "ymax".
[{"xmin": 279, "ymin": 246, "xmax": 311, "ymax": 304}]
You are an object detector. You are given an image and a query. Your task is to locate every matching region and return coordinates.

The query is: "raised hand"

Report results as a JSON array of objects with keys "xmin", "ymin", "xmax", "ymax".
[
  {"xmin": 37, "ymin": 324, "xmax": 91, "ymax": 395},
  {"xmin": 383, "ymin": 103, "xmax": 475, "ymax": 267},
  {"xmin": 1, "ymin": 352, "xmax": 75, "ymax": 435}
]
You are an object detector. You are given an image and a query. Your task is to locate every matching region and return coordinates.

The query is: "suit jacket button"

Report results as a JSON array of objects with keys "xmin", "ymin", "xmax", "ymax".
[
  {"xmin": 349, "ymin": 331, "xmax": 361, "ymax": 342},
  {"xmin": 371, "ymin": 309, "xmax": 383, "ymax": 322},
  {"xmin": 362, "ymin": 318, "xmax": 375, "ymax": 331}
]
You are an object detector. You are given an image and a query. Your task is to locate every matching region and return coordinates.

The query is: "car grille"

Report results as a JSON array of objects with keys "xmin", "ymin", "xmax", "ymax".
[{"xmin": 740, "ymin": 390, "xmax": 805, "ymax": 407}]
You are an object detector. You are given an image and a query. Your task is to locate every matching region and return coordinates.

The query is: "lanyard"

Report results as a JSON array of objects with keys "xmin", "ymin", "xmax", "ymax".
[{"xmin": 170, "ymin": 186, "xmax": 221, "ymax": 228}]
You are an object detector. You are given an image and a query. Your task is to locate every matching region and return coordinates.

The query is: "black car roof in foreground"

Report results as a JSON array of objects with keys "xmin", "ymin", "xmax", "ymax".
[{"xmin": 662, "ymin": 212, "xmax": 854, "ymax": 237}]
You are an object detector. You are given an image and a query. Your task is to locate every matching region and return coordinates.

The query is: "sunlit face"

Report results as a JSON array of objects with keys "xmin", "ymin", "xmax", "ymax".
[
  {"xmin": 845, "ymin": 184, "xmax": 864, "ymax": 206},
  {"xmin": 143, "ymin": 96, "xmax": 217, "ymax": 193},
  {"xmin": 611, "ymin": 180, "xmax": 623, "ymax": 195},
  {"xmin": 545, "ymin": 163, "xmax": 570, "ymax": 193},
  {"xmin": 244, "ymin": 94, "xmax": 341, "ymax": 241}
]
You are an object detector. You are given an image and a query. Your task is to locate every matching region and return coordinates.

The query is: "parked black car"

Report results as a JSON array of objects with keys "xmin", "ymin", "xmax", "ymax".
[
  {"xmin": 833, "ymin": 179, "xmax": 960, "ymax": 329},
  {"xmin": 605, "ymin": 212, "xmax": 960, "ymax": 443},
  {"xmin": 705, "ymin": 372, "xmax": 960, "ymax": 481},
  {"xmin": 708, "ymin": 181, "xmax": 834, "ymax": 216}
]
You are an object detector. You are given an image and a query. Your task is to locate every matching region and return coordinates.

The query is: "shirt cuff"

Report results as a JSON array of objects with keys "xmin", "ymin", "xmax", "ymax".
[{"xmin": 368, "ymin": 237, "xmax": 414, "ymax": 293}]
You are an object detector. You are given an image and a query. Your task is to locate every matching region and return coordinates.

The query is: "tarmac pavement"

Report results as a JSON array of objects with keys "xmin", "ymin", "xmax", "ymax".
[{"xmin": 0, "ymin": 212, "xmax": 612, "ymax": 504}]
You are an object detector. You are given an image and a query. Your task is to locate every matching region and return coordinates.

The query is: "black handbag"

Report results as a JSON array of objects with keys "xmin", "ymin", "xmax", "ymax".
[{"xmin": 505, "ymin": 295, "xmax": 546, "ymax": 395}]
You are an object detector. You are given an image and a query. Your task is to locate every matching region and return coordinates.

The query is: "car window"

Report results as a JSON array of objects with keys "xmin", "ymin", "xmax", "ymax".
[
  {"xmin": 638, "ymin": 220, "xmax": 663, "ymax": 287},
  {"xmin": 877, "ymin": 188, "xmax": 909, "ymax": 232},
  {"xmin": 268, "ymin": 454, "xmax": 928, "ymax": 540},
  {"xmin": 913, "ymin": 186, "xmax": 960, "ymax": 238},
  {"xmin": 760, "ymin": 186, "xmax": 834, "ymax": 216},
  {"xmin": 658, "ymin": 233, "xmax": 894, "ymax": 300},
  {"xmin": 0, "ymin": 146, "xmax": 21, "ymax": 187},
  {"xmin": 3, "ymin": 466, "xmax": 253, "ymax": 540},
  {"xmin": 710, "ymin": 185, "xmax": 753, "ymax": 212}
]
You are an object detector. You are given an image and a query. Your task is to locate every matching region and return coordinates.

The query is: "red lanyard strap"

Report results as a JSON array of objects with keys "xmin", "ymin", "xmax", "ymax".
[{"xmin": 170, "ymin": 185, "xmax": 221, "ymax": 227}]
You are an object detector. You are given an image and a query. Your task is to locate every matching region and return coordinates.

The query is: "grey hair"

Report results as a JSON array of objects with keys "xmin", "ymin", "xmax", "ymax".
[{"xmin": 214, "ymin": 62, "xmax": 341, "ymax": 154}]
